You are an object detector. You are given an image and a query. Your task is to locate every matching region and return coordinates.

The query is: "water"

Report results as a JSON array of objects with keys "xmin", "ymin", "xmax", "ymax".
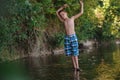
[{"xmin": 0, "ymin": 44, "xmax": 120, "ymax": 80}]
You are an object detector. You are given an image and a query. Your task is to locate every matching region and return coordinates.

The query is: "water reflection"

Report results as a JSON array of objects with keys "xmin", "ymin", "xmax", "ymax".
[
  {"xmin": 73, "ymin": 70, "xmax": 80, "ymax": 80},
  {"xmin": 0, "ymin": 60, "xmax": 30, "ymax": 80},
  {"xmin": 94, "ymin": 44, "xmax": 120, "ymax": 80},
  {"xmin": 0, "ymin": 44, "xmax": 120, "ymax": 80}
]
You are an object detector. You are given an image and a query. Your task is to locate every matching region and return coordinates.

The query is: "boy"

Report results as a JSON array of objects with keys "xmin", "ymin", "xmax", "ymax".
[{"xmin": 56, "ymin": 1, "xmax": 83, "ymax": 71}]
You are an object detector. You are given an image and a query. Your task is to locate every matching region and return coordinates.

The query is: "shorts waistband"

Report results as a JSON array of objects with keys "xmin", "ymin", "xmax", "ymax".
[{"xmin": 65, "ymin": 34, "xmax": 76, "ymax": 37}]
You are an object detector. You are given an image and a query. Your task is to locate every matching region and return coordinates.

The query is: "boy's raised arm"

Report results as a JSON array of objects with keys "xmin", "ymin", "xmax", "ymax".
[
  {"xmin": 73, "ymin": 1, "xmax": 84, "ymax": 19},
  {"xmin": 56, "ymin": 4, "xmax": 68, "ymax": 22}
]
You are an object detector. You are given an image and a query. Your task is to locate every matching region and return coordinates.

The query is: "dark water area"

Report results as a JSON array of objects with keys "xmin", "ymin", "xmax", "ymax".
[{"xmin": 0, "ymin": 44, "xmax": 120, "ymax": 80}]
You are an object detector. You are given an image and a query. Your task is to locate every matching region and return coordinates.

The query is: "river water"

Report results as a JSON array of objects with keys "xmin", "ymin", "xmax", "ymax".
[{"xmin": 0, "ymin": 44, "xmax": 120, "ymax": 80}]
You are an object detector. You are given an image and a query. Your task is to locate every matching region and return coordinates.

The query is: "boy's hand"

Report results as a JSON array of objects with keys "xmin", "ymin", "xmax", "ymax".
[
  {"xmin": 63, "ymin": 4, "xmax": 68, "ymax": 8},
  {"xmin": 79, "ymin": 1, "xmax": 83, "ymax": 5}
]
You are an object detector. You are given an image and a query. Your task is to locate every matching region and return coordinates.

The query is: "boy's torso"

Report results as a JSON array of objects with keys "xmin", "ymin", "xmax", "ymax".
[{"xmin": 64, "ymin": 17, "xmax": 75, "ymax": 35}]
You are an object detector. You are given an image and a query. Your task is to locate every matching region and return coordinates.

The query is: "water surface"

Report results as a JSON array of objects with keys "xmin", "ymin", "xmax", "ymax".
[{"xmin": 0, "ymin": 44, "xmax": 120, "ymax": 80}]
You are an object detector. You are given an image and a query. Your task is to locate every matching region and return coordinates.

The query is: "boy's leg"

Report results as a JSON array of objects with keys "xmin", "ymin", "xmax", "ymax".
[
  {"xmin": 72, "ymin": 56, "xmax": 80, "ymax": 70},
  {"xmin": 71, "ymin": 34, "xmax": 79, "ymax": 70},
  {"xmin": 74, "ymin": 56, "xmax": 79, "ymax": 69},
  {"xmin": 72, "ymin": 56, "xmax": 76, "ymax": 69}
]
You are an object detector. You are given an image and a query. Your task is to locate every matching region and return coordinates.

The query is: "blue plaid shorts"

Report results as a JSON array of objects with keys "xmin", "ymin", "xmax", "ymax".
[{"xmin": 64, "ymin": 34, "xmax": 79, "ymax": 56}]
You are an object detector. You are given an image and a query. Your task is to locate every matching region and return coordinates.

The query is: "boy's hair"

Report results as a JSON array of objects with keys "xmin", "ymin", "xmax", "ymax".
[{"xmin": 58, "ymin": 9, "xmax": 65, "ymax": 20}]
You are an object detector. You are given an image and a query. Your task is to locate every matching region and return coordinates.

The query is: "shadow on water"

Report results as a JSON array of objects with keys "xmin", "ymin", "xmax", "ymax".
[{"xmin": 0, "ymin": 44, "xmax": 120, "ymax": 80}]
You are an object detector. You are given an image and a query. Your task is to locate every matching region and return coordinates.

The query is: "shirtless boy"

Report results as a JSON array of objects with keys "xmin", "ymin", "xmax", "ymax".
[{"xmin": 56, "ymin": 1, "xmax": 84, "ymax": 71}]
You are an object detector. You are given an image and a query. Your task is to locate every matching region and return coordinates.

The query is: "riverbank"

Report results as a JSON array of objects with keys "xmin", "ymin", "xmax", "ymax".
[{"xmin": 0, "ymin": 40, "xmax": 120, "ymax": 62}]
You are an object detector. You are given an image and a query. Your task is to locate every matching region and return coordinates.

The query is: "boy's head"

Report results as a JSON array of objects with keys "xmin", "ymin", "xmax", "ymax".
[{"xmin": 59, "ymin": 10, "xmax": 68, "ymax": 20}]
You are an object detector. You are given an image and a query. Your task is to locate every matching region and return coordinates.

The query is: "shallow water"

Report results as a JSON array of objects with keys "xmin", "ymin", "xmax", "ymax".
[{"xmin": 0, "ymin": 44, "xmax": 120, "ymax": 80}]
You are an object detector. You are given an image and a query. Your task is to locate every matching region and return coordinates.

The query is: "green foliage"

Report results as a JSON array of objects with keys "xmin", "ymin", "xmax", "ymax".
[
  {"xmin": 103, "ymin": 0, "xmax": 120, "ymax": 39},
  {"xmin": 0, "ymin": 0, "xmax": 46, "ymax": 53},
  {"xmin": 0, "ymin": 0, "xmax": 120, "ymax": 55},
  {"xmin": 47, "ymin": 32, "xmax": 64, "ymax": 49}
]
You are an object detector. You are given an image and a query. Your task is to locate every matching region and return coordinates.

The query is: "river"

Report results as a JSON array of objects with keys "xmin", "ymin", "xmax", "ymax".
[{"xmin": 0, "ymin": 44, "xmax": 120, "ymax": 80}]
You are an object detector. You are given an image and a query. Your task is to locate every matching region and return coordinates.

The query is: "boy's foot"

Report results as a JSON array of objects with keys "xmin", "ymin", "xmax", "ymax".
[
  {"xmin": 72, "ymin": 68, "xmax": 80, "ymax": 71},
  {"xmin": 76, "ymin": 68, "xmax": 80, "ymax": 71}
]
